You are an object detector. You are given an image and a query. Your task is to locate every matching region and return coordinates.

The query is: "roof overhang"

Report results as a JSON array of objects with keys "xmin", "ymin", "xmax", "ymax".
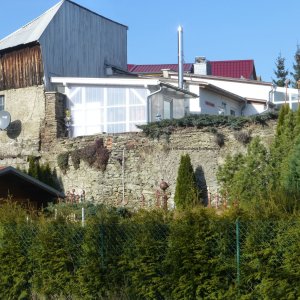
[
  {"xmin": 198, "ymin": 82, "xmax": 247, "ymax": 103},
  {"xmin": 168, "ymin": 71, "xmax": 273, "ymax": 86},
  {"xmin": 160, "ymin": 82, "xmax": 198, "ymax": 98},
  {"xmin": 0, "ymin": 166, "xmax": 64, "ymax": 199},
  {"xmin": 51, "ymin": 77, "xmax": 198, "ymax": 98}
]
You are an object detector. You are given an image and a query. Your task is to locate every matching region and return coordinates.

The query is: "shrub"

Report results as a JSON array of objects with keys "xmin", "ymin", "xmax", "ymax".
[
  {"xmin": 26, "ymin": 156, "xmax": 60, "ymax": 190},
  {"xmin": 174, "ymin": 154, "xmax": 201, "ymax": 209},
  {"xmin": 70, "ymin": 149, "xmax": 81, "ymax": 170},
  {"xmin": 81, "ymin": 139, "xmax": 110, "ymax": 171},
  {"xmin": 137, "ymin": 113, "xmax": 278, "ymax": 139},
  {"xmin": 57, "ymin": 152, "xmax": 69, "ymax": 174},
  {"xmin": 214, "ymin": 132, "xmax": 225, "ymax": 147},
  {"xmin": 234, "ymin": 130, "xmax": 252, "ymax": 145}
]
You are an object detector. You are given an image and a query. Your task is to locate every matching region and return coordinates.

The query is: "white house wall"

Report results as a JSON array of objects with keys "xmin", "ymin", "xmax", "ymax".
[
  {"xmin": 186, "ymin": 83, "xmax": 243, "ymax": 116},
  {"xmin": 198, "ymin": 89, "xmax": 242, "ymax": 116},
  {"xmin": 243, "ymin": 102, "xmax": 266, "ymax": 115},
  {"xmin": 40, "ymin": 1, "xmax": 127, "ymax": 91}
]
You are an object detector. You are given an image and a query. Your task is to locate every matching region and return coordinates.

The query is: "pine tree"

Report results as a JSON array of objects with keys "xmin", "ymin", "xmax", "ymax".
[
  {"xmin": 273, "ymin": 53, "xmax": 289, "ymax": 87},
  {"xmin": 281, "ymin": 136, "xmax": 300, "ymax": 198},
  {"xmin": 216, "ymin": 153, "xmax": 245, "ymax": 200},
  {"xmin": 174, "ymin": 154, "xmax": 200, "ymax": 209},
  {"xmin": 230, "ymin": 137, "xmax": 268, "ymax": 205},
  {"xmin": 291, "ymin": 45, "xmax": 300, "ymax": 88}
]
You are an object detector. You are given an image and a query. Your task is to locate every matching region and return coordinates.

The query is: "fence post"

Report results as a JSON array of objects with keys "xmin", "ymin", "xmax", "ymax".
[{"xmin": 236, "ymin": 218, "xmax": 240, "ymax": 293}]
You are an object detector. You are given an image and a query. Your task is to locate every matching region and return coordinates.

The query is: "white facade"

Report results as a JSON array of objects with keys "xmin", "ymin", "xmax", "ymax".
[
  {"xmin": 51, "ymin": 77, "xmax": 196, "ymax": 137},
  {"xmin": 167, "ymin": 73, "xmax": 300, "ymax": 115},
  {"xmin": 187, "ymin": 83, "xmax": 244, "ymax": 116}
]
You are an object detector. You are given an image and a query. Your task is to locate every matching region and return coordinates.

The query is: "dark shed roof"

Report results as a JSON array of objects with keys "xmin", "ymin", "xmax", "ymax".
[{"xmin": 0, "ymin": 166, "xmax": 64, "ymax": 207}]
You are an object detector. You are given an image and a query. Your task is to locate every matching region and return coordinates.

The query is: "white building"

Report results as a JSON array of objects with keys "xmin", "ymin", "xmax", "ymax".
[{"xmin": 51, "ymin": 77, "xmax": 197, "ymax": 137}]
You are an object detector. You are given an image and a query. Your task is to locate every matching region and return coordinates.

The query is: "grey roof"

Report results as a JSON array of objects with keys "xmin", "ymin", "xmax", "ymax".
[
  {"xmin": 0, "ymin": 1, "xmax": 63, "ymax": 51},
  {"xmin": 0, "ymin": 0, "xmax": 128, "ymax": 52}
]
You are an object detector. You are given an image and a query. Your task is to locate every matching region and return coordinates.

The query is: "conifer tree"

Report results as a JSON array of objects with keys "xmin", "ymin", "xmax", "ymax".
[
  {"xmin": 230, "ymin": 137, "xmax": 268, "ymax": 205},
  {"xmin": 174, "ymin": 154, "xmax": 200, "ymax": 209},
  {"xmin": 273, "ymin": 53, "xmax": 289, "ymax": 87},
  {"xmin": 291, "ymin": 45, "xmax": 300, "ymax": 88},
  {"xmin": 216, "ymin": 153, "xmax": 245, "ymax": 199},
  {"xmin": 281, "ymin": 136, "xmax": 300, "ymax": 198}
]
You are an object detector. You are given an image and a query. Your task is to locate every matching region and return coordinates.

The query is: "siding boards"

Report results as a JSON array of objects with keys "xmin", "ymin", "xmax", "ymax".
[
  {"xmin": 0, "ymin": 45, "xmax": 43, "ymax": 90},
  {"xmin": 40, "ymin": 1, "xmax": 127, "ymax": 90}
]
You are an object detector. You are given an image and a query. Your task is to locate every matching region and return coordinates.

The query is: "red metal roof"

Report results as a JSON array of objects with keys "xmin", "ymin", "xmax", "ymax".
[
  {"xmin": 128, "ymin": 59, "xmax": 257, "ymax": 80},
  {"xmin": 128, "ymin": 63, "xmax": 194, "ymax": 73},
  {"xmin": 210, "ymin": 60, "xmax": 256, "ymax": 80}
]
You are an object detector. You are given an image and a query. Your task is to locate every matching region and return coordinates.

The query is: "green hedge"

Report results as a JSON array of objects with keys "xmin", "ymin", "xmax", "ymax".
[
  {"xmin": 0, "ymin": 203, "xmax": 300, "ymax": 299},
  {"xmin": 137, "ymin": 112, "xmax": 278, "ymax": 139}
]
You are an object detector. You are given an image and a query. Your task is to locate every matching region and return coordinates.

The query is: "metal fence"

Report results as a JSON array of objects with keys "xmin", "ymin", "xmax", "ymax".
[{"xmin": 0, "ymin": 217, "xmax": 299, "ymax": 299}]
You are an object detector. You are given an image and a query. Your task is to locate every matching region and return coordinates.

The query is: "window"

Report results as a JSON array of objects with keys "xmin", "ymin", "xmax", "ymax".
[
  {"xmin": 0, "ymin": 95, "xmax": 4, "ymax": 111},
  {"xmin": 230, "ymin": 109, "xmax": 236, "ymax": 116}
]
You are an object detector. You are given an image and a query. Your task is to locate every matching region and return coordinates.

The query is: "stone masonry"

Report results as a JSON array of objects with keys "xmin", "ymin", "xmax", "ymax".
[
  {"xmin": 0, "ymin": 86, "xmax": 276, "ymax": 209},
  {"xmin": 40, "ymin": 122, "xmax": 276, "ymax": 209}
]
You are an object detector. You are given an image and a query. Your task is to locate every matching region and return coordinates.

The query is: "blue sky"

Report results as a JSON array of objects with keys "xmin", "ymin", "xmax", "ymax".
[{"xmin": 0, "ymin": 0, "xmax": 299, "ymax": 82}]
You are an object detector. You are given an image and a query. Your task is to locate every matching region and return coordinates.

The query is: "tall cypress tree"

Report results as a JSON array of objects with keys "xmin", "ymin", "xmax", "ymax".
[
  {"xmin": 291, "ymin": 45, "xmax": 300, "ymax": 88},
  {"xmin": 174, "ymin": 154, "xmax": 200, "ymax": 210},
  {"xmin": 273, "ymin": 53, "xmax": 289, "ymax": 87}
]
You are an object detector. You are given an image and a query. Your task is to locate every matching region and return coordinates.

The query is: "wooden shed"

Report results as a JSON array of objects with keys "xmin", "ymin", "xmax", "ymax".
[
  {"xmin": 0, "ymin": 0, "xmax": 128, "ymax": 91},
  {"xmin": 0, "ymin": 166, "xmax": 64, "ymax": 209}
]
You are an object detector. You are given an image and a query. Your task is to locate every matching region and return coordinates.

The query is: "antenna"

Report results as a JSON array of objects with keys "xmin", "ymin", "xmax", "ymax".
[{"xmin": 0, "ymin": 111, "xmax": 11, "ymax": 130}]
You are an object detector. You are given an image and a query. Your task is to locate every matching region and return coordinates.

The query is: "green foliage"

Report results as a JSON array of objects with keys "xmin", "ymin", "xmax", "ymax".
[
  {"xmin": 291, "ymin": 45, "xmax": 300, "ymax": 88},
  {"xmin": 0, "ymin": 202, "xmax": 35, "ymax": 300},
  {"xmin": 217, "ymin": 153, "xmax": 245, "ymax": 199},
  {"xmin": 273, "ymin": 53, "xmax": 289, "ymax": 87},
  {"xmin": 137, "ymin": 112, "xmax": 278, "ymax": 139},
  {"xmin": 27, "ymin": 157, "xmax": 60, "ymax": 190},
  {"xmin": 1, "ymin": 203, "xmax": 300, "ymax": 298},
  {"xmin": 164, "ymin": 208, "xmax": 236, "ymax": 299},
  {"xmin": 30, "ymin": 218, "xmax": 83, "ymax": 298},
  {"xmin": 174, "ymin": 154, "xmax": 201, "ymax": 209},
  {"xmin": 218, "ymin": 104, "xmax": 300, "ymax": 210},
  {"xmin": 281, "ymin": 136, "xmax": 300, "ymax": 199},
  {"xmin": 217, "ymin": 137, "xmax": 268, "ymax": 206},
  {"xmin": 231, "ymin": 137, "xmax": 268, "ymax": 205},
  {"xmin": 234, "ymin": 130, "xmax": 252, "ymax": 145},
  {"xmin": 57, "ymin": 151, "xmax": 70, "ymax": 174},
  {"xmin": 70, "ymin": 149, "xmax": 81, "ymax": 169}
]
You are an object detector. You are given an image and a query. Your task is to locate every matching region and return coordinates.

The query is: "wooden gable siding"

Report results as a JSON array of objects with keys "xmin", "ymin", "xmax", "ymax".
[{"xmin": 0, "ymin": 44, "xmax": 44, "ymax": 91}]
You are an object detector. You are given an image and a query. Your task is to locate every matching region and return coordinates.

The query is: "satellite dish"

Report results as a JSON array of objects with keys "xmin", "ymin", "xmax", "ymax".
[{"xmin": 0, "ymin": 111, "xmax": 11, "ymax": 130}]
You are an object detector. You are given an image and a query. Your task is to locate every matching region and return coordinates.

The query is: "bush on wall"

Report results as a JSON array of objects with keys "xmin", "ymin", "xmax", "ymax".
[{"xmin": 57, "ymin": 138, "xmax": 110, "ymax": 173}]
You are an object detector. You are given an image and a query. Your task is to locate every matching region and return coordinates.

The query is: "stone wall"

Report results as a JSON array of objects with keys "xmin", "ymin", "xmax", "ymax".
[
  {"xmin": 39, "ymin": 122, "xmax": 276, "ymax": 209},
  {"xmin": 41, "ymin": 92, "xmax": 66, "ymax": 149},
  {"xmin": 0, "ymin": 86, "xmax": 277, "ymax": 209},
  {"xmin": 0, "ymin": 86, "xmax": 45, "ymax": 164}
]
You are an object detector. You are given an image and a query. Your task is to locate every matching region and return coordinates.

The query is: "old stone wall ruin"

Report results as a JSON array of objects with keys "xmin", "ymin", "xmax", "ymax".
[{"xmin": 0, "ymin": 88, "xmax": 276, "ymax": 209}]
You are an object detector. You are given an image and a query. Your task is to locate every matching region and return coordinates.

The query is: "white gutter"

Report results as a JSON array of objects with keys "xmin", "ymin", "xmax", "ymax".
[{"xmin": 147, "ymin": 85, "xmax": 163, "ymax": 123}]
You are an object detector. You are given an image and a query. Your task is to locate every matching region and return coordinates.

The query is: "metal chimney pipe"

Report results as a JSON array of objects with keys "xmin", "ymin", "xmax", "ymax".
[{"xmin": 178, "ymin": 25, "xmax": 184, "ymax": 89}]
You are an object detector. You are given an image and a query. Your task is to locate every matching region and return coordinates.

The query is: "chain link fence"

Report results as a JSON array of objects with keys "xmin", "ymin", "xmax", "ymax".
[{"xmin": 0, "ymin": 213, "xmax": 299, "ymax": 299}]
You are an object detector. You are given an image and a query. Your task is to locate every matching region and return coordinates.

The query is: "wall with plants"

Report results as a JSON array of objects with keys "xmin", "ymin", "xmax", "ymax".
[{"xmin": 38, "ymin": 114, "xmax": 277, "ymax": 208}]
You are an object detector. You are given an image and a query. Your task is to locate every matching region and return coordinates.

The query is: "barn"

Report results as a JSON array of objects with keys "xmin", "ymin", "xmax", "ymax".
[{"xmin": 0, "ymin": 0, "xmax": 127, "ymax": 91}]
